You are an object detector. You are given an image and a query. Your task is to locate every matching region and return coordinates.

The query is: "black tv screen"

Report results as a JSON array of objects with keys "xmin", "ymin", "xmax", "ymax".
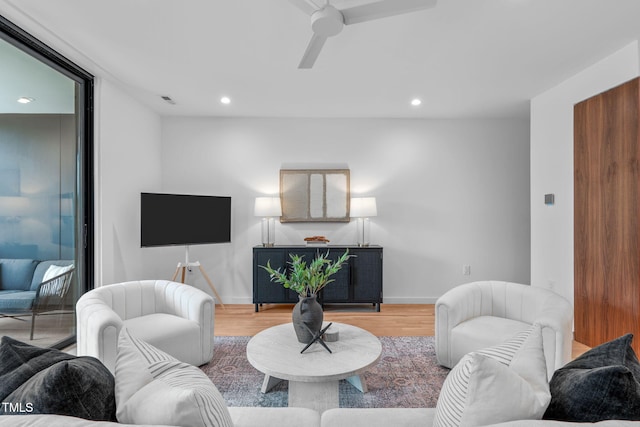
[{"xmin": 141, "ymin": 192, "xmax": 231, "ymax": 247}]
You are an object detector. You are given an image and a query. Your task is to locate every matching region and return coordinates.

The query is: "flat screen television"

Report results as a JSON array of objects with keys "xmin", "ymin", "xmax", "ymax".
[{"xmin": 141, "ymin": 192, "xmax": 231, "ymax": 247}]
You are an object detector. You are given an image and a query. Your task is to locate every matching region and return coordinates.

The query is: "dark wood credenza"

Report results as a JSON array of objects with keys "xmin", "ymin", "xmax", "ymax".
[{"xmin": 252, "ymin": 245, "xmax": 383, "ymax": 312}]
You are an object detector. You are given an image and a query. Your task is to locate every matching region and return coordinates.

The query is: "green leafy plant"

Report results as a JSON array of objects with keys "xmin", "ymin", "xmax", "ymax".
[{"xmin": 260, "ymin": 249, "xmax": 352, "ymax": 297}]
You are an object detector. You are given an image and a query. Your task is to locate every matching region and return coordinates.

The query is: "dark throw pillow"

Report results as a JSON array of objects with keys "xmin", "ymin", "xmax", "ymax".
[
  {"xmin": 3, "ymin": 357, "xmax": 116, "ymax": 420},
  {"xmin": 543, "ymin": 333, "xmax": 640, "ymax": 422},
  {"xmin": 0, "ymin": 336, "xmax": 116, "ymax": 421},
  {"xmin": 0, "ymin": 336, "xmax": 76, "ymax": 401}
]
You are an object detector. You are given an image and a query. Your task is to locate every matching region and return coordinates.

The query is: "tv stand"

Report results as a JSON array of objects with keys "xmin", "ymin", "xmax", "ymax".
[{"xmin": 171, "ymin": 246, "xmax": 225, "ymax": 309}]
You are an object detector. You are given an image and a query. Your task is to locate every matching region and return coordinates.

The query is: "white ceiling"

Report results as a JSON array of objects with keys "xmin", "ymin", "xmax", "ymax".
[
  {"xmin": 0, "ymin": 37, "xmax": 75, "ymax": 114},
  {"xmin": 2, "ymin": 0, "xmax": 640, "ymax": 119}
]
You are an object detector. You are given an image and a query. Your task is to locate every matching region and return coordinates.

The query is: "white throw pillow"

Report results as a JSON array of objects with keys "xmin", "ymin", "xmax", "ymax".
[
  {"xmin": 433, "ymin": 324, "xmax": 550, "ymax": 427},
  {"xmin": 40, "ymin": 264, "xmax": 73, "ymax": 296},
  {"xmin": 115, "ymin": 328, "xmax": 233, "ymax": 427}
]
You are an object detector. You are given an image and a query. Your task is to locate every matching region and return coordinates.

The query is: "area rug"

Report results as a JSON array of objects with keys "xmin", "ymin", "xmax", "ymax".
[{"xmin": 200, "ymin": 336, "xmax": 449, "ymax": 408}]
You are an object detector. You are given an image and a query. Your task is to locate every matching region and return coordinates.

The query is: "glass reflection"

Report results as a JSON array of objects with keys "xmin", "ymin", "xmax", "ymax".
[{"xmin": 0, "ymin": 36, "xmax": 78, "ymax": 347}]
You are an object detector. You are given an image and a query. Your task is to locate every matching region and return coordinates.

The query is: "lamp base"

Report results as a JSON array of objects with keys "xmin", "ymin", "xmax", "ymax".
[
  {"xmin": 261, "ymin": 217, "xmax": 276, "ymax": 247},
  {"xmin": 356, "ymin": 217, "xmax": 371, "ymax": 247}
]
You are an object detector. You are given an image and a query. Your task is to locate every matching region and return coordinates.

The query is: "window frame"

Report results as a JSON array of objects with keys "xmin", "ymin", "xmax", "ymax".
[{"xmin": 0, "ymin": 14, "xmax": 95, "ymax": 349}]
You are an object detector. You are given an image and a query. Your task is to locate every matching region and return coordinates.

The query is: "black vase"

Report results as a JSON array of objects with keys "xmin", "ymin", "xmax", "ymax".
[{"xmin": 292, "ymin": 294, "xmax": 323, "ymax": 344}]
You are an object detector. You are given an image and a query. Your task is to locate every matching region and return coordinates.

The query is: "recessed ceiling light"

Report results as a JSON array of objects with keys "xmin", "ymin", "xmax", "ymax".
[
  {"xmin": 411, "ymin": 98, "xmax": 422, "ymax": 107},
  {"xmin": 17, "ymin": 97, "xmax": 34, "ymax": 104},
  {"xmin": 220, "ymin": 96, "xmax": 231, "ymax": 105}
]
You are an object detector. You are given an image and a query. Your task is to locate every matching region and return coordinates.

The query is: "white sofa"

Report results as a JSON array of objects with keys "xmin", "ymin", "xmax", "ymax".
[
  {"xmin": 76, "ymin": 280, "xmax": 214, "ymax": 373},
  {"xmin": 321, "ymin": 409, "xmax": 639, "ymax": 427},
  {"xmin": 1, "ymin": 409, "xmax": 638, "ymax": 426},
  {"xmin": 435, "ymin": 281, "xmax": 573, "ymax": 379},
  {"xmin": 0, "ymin": 408, "xmax": 319, "ymax": 427}
]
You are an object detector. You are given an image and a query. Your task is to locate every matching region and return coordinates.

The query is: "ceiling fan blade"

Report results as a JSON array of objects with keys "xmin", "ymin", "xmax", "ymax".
[
  {"xmin": 341, "ymin": 0, "xmax": 437, "ymax": 25},
  {"xmin": 288, "ymin": 0, "xmax": 320, "ymax": 16},
  {"xmin": 298, "ymin": 33, "xmax": 327, "ymax": 69}
]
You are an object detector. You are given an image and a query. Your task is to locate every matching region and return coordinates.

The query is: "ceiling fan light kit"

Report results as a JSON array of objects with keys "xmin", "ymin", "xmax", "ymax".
[{"xmin": 289, "ymin": 0, "xmax": 438, "ymax": 69}]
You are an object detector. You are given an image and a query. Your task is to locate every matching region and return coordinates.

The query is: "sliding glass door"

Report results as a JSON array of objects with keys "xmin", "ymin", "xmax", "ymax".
[{"xmin": 0, "ymin": 16, "xmax": 93, "ymax": 349}]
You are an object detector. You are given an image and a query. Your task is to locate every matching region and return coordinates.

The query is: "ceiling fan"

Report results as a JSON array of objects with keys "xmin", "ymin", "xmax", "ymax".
[{"xmin": 288, "ymin": 0, "xmax": 437, "ymax": 69}]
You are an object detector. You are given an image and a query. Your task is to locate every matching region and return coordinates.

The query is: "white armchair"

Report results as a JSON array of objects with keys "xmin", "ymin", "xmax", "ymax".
[
  {"xmin": 76, "ymin": 280, "xmax": 214, "ymax": 373},
  {"xmin": 435, "ymin": 281, "xmax": 573, "ymax": 379}
]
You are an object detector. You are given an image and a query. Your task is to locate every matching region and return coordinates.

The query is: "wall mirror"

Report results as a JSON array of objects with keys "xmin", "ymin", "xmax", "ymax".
[{"xmin": 280, "ymin": 169, "xmax": 350, "ymax": 222}]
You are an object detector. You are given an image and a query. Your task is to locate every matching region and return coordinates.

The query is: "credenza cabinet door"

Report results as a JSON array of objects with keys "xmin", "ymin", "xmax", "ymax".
[
  {"xmin": 253, "ymin": 248, "xmax": 296, "ymax": 306},
  {"xmin": 351, "ymin": 249, "xmax": 383, "ymax": 303},
  {"xmin": 320, "ymin": 249, "xmax": 351, "ymax": 303}
]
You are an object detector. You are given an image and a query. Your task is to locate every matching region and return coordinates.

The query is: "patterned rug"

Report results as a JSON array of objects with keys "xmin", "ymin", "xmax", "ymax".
[{"xmin": 200, "ymin": 336, "xmax": 449, "ymax": 408}]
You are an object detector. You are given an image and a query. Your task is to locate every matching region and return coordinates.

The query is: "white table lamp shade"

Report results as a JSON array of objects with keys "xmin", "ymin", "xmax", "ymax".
[
  {"xmin": 254, "ymin": 197, "xmax": 282, "ymax": 217},
  {"xmin": 350, "ymin": 197, "xmax": 377, "ymax": 218}
]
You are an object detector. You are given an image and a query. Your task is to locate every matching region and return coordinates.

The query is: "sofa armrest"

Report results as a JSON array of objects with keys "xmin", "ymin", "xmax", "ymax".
[
  {"xmin": 76, "ymin": 295, "xmax": 124, "ymax": 374},
  {"xmin": 158, "ymin": 280, "xmax": 215, "ymax": 363},
  {"xmin": 33, "ymin": 268, "xmax": 75, "ymax": 308},
  {"xmin": 535, "ymin": 295, "xmax": 573, "ymax": 373},
  {"xmin": 435, "ymin": 282, "xmax": 484, "ymax": 367}
]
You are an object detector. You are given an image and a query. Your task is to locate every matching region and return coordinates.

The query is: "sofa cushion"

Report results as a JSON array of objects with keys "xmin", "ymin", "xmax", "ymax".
[
  {"xmin": 123, "ymin": 312, "xmax": 202, "ymax": 366},
  {"xmin": 115, "ymin": 328, "xmax": 233, "ymax": 427},
  {"xmin": 433, "ymin": 324, "xmax": 550, "ymax": 427},
  {"xmin": 450, "ymin": 315, "xmax": 530, "ymax": 368},
  {"xmin": 0, "ymin": 414, "xmax": 179, "ymax": 426},
  {"xmin": 229, "ymin": 407, "xmax": 321, "ymax": 427},
  {"xmin": 320, "ymin": 408, "xmax": 433, "ymax": 427},
  {"xmin": 0, "ymin": 290, "xmax": 35, "ymax": 311},
  {"xmin": 543, "ymin": 334, "xmax": 640, "ymax": 422},
  {"xmin": 0, "ymin": 336, "xmax": 116, "ymax": 421},
  {"xmin": 0, "ymin": 259, "xmax": 38, "ymax": 291}
]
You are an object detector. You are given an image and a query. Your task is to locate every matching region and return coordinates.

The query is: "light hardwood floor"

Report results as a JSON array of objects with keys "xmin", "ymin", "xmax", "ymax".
[{"xmin": 214, "ymin": 303, "xmax": 591, "ymax": 360}]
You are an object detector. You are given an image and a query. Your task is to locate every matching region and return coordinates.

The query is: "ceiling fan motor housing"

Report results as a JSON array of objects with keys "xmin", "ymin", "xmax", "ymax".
[{"xmin": 311, "ymin": 5, "xmax": 344, "ymax": 36}]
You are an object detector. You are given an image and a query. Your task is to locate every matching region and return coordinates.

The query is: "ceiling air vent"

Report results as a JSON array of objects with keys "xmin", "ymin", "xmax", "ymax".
[{"xmin": 161, "ymin": 95, "xmax": 176, "ymax": 105}]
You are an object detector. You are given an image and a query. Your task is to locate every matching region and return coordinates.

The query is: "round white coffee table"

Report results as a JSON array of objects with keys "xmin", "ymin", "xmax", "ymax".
[{"xmin": 246, "ymin": 322, "xmax": 382, "ymax": 413}]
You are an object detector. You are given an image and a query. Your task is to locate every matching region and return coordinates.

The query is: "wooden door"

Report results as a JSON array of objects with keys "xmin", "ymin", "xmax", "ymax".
[{"xmin": 574, "ymin": 77, "xmax": 640, "ymax": 353}]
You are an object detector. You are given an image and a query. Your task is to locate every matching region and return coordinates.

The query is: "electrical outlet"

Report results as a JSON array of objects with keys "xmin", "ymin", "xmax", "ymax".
[{"xmin": 463, "ymin": 265, "xmax": 471, "ymax": 276}]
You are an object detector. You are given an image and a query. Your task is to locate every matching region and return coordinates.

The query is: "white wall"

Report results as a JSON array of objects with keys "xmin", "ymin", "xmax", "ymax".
[
  {"xmin": 95, "ymin": 79, "xmax": 163, "ymax": 285},
  {"xmin": 158, "ymin": 117, "xmax": 530, "ymax": 304},
  {"xmin": 530, "ymin": 41, "xmax": 640, "ymax": 305}
]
